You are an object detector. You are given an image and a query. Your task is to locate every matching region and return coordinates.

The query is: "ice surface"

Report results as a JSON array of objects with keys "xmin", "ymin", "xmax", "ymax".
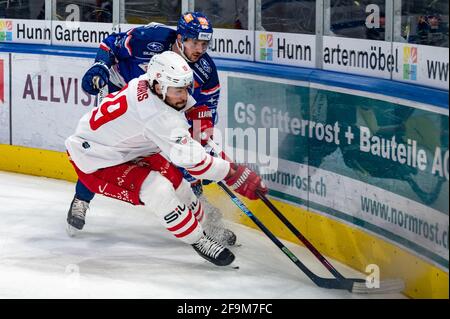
[{"xmin": 0, "ymin": 171, "xmax": 405, "ymax": 299}]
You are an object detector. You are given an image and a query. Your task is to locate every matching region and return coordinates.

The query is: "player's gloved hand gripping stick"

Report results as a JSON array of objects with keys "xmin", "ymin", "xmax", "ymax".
[
  {"xmin": 93, "ymin": 76, "xmax": 109, "ymax": 105},
  {"xmin": 208, "ymin": 139, "xmax": 405, "ymax": 294}
]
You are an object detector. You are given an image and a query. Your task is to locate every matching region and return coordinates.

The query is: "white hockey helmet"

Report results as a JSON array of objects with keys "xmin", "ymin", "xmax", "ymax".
[{"xmin": 146, "ymin": 51, "xmax": 193, "ymax": 100}]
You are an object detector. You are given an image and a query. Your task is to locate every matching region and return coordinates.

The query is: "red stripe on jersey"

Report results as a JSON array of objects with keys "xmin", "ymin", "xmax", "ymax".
[
  {"xmin": 195, "ymin": 208, "xmax": 204, "ymax": 222},
  {"xmin": 174, "ymin": 218, "xmax": 199, "ymax": 238},
  {"xmin": 201, "ymin": 84, "xmax": 220, "ymax": 95},
  {"xmin": 99, "ymin": 43, "xmax": 111, "ymax": 52},
  {"xmin": 193, "ymin": 202, "xmax": 203, "ymax": 217},
  {"xmin": 167, "ymin": 210, "xmax": 193, "ymax": 232},
  {"xmin": 192, "ymin": 155, "xmax": 207, "ymax": 169},
  {"xmin": 125, "ymin": 34, "xmax": 133, "ymax": 56},
  {"xmin": 188, "ymin": 157, "xmax": 214, "ymax": 176},
  {"xmin": 193, "ymin": 201, "xmax": 202, "ymax": 215}
]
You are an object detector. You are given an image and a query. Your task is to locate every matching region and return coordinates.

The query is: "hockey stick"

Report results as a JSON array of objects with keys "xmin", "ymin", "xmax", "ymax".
[
  {"xmin": 216, "ymin": 181, "xmax": 352, "ymax": 290},
  {"xmin": 208, "ymin": 140, "xmax": 405, "ymax": 294},
  {"xmin": 93, "ymin": 76, "xmax": 109, "ymax": 105},
  {"xmin": 255, "ymin": 190, "xmax": 405, "ymax": 294}
]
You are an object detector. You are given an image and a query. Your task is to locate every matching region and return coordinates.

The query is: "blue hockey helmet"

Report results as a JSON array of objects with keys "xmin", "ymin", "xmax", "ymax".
[{"xmin": 177, "ymin": 12, "xmax": 213, "ymax": 42}]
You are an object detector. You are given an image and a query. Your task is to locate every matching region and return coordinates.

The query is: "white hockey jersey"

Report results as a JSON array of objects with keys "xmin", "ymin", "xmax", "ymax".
[{"xmin": 65, "ymin": 74, "xmax": 230, "ymax": 182}]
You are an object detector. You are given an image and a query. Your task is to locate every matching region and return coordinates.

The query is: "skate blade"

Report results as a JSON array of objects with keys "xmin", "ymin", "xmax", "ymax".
[
  {"xmin": 222, "ymin": 261, "xmax": 239, "ymax": 270},
  {"xmin": 66, "ymin": 223, "xmax": 80, "ymax": 237}
]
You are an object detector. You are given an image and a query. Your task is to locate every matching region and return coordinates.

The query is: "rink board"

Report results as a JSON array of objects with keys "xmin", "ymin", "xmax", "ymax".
[
  {"xmin": 0, "ymin": 50, "xmax": 448, "ymax": 298},
  {"xmin": 0, "ymin": 143, "xmax": 448, "ymax": 299},
  {"xmin": 0, "ymin": 52, "xmax": 9, "ymax": 144},
  {"xmin": 219, "ymin": 73, "xmax": 448, "ymax": 270}
]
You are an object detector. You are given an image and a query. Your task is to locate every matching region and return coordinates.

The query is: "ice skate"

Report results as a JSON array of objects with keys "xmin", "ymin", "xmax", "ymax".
[
  {"xmin": 192, "ymin": 234, "xmax": 235, "ymax": 266},
  {"xmin": 66, "ymin": 197, "xmax": 89, "ymax": 236}
]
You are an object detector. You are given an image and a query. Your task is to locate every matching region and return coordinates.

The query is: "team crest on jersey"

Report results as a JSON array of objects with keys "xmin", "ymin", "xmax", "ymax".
[
  {"xmin": 199, "ymin": 58, "xmax": 211, "ymax": 73},
  {"xmin": 147, "ymin": 42, "xmax": 164, "ymax": 52},
  {"xmin": 184, "ymin": 14, "xmax": 194, "ymax": 23}
]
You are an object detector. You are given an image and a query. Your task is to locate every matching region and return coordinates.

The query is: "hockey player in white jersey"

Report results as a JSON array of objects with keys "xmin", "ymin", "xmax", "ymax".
[{"xmin": 65, "ymin": 51, "xmax": 267, "ymax": 266}]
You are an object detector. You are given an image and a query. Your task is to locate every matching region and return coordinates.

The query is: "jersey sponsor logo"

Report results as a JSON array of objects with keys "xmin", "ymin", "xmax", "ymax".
[
  {"xmin": 199, "ymin": 58, "xmax": 212, "ymax": 73},
  {"xmin": 105, "ymin": 189, "xmax": 132, "ymax": 203},
  {"xmin": 164, "ymin": 204, "xmax": 187, "ymax": 224},
  {"xmin": 196, "ymin": 109, "xmax": 212, "ymax": 119},
  {"xmin": 117, "ymin": 177, "xmax": 125, "ymax": 186},
  {"xmin": 194, "ymin": 63, "xmax": 210, "ymax": 80},
  {"xmin": 142, "ymin": 51, "xmax": 155, "ymax": 56},
  {"xmin": 176, "ymin": 136, "xmax": 189, "ymax": 145},
  {"xmin": 98, "ymin": 184, "xmax": 108, "ymax": 194},
  {"xmin": 147, "ymin": 42, "xmax": 165, "ymax": 52}
]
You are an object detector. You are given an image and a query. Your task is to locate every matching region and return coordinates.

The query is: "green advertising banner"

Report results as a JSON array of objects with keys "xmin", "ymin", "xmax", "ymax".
[{"xmin": 227, "ymin": 76, "xmax": 449, "ymax": 269}]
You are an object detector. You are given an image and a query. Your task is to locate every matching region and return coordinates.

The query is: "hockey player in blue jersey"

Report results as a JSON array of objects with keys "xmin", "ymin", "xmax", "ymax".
[
  {"xmin": 82, "ymin": 14, "xmax": 219, "ymax": 123},
  {"xmin": 69, "ymin": 12, "xmax": 234, "ymax": 245}
]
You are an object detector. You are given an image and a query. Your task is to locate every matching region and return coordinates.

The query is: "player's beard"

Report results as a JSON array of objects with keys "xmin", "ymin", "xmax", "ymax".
[
  {"xmin": 164, "ymin": 95, "xmax": 187, "ymax": 111},
  {"xmin": 167, "ymin": 99, "xmax": 187, "ymax": 111}
]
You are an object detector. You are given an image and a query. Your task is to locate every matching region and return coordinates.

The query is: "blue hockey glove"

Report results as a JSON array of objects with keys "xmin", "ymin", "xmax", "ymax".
[{"xmin": 82, "ymin": 62, "xmax": 110, "ymax": 95}]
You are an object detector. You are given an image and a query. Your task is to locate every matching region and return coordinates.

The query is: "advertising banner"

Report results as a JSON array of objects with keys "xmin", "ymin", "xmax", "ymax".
[
  {"xmin": 227, "ymin": 75, "xmax": 449, "ymax": 269},
  {"xmin": 11, "ymin": 53, "xmax": 96, "ymax": 151},
  {"xmin": 50, "ymin": 21, "xmax": 113, "ymax": 47},
  {"xmin": 0, "ymin": 19, "xmax": 51, "ymax": 45},
  {"xmin": 392, "ymin": 42, "xmax": 448, "ymax": 91},
  {"xmin": 323, "ymin": 36, "xmax": 394, "ymax": 79},
  {"xmin": 0, "ymin": 19, "xmax": 113, "ymax": 47},
  {"xmin": 255, "ymin": 31, "xmax": 315, "ymax": 67},
  {"xmin": 208, "ymin": 29, "xmax": 254, "ymax": 61}
]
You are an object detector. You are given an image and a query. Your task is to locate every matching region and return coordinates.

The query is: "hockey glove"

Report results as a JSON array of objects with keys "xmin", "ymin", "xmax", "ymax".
[
  {"xmin": 185, "ymin": 105, "xmax": 214, "ymax": 146},
  {"xmin": 224, "ymin": 164, "xmax": 268, "ymax": 200},
  {"xmin": 82, "ymin": 62, "xmax": 110, "ymax": 95}
]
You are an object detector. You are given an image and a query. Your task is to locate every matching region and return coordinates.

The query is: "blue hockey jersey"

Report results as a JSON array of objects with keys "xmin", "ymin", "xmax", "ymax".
[{"xmin": 94, "ymin": 23, "xmax": 221, "ymax": 123}]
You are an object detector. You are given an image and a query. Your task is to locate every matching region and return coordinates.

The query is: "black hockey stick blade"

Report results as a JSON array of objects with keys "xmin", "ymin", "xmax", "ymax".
[
  {"xmin": 217, "ymin": 182, "xmax": 385, "ymax": 292},
  {"xmin": 207, "ymin": 139, "xmax": 405, "ymax": 295},
  {"xmin": 255, "ymin": 191, "xmax": 405, "ymax": 294}
]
